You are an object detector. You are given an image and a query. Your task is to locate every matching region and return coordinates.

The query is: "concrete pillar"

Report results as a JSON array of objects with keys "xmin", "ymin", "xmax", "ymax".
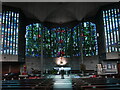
[{"xmin": 96, "ymin": 11, "xmax": 106, "ymax": 63}]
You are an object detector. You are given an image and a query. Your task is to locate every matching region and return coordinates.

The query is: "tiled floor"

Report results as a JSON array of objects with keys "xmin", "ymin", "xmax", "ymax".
[
  {"xmin": 53, "ymin": 75, "xmax": 72, "ymax": 90},
  {"xmin": 46, "ymin": 74, "xmax": 81, "ymax": 90}
]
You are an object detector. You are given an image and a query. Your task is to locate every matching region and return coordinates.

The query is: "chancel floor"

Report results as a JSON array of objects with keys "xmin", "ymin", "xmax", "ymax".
[{"xmin": 53, "ymin": 75, "xmax": 72, "ymax": 90}]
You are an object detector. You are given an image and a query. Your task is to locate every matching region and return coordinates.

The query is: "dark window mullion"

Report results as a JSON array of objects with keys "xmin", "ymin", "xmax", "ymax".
[
  {"xmin": 107, "ymin": 10, "xmax": 112, "ymax": 52},
  {"xmin": 31, "ymin": 24, "xmax": 33, "ymax": 39},
  {"xmin": 104, "ymin": 10, "xmax": 109, "ymax": 52},
  {"xmin": 41, "ymin": 24, "xmax": 44, "ymax": 57},
  {"xmin": 113, "ymin": 9, "xmax": 119, "ymax": 51},
  {"xmin": 52, "ymin": 28, "xmax": 54, "ymax": 57},
  {"xmin": 51, "ymin": 28, "xmax": 53, "ymax": 56},
  {"xmin": 43, "ymin": 27, "xmax": 45, "ymax": 56},
  {"xmin": 6, "ymin": 11, "xmax": 9, "ymax": 54},
  {"xmin": 14, "ymin": 12, "xmax": 17, "ymax": 55},
  {"xmin": 91, "ymin": 23, "xmax": 95, "ymax": 55},
  {"xmin": 12, "ymin": 12, "xmax": 15, "ymax": 55},
  {"xmin": 10, "ymin": 12, "xmax": 14, "ymax": 54},
  {"xmin": 2, "ymin": 11, "xmax": 5, "ymax": 54},
  {"xmin": 63, "ymin": 28, "xmax": 65, "ymax": 56},
  {"xmin": 81, "ymin": 22, "xmax": 85, "ymax": 56},
  {"xmin": 75, "ymin": 27, "xmax": 77, "ymax": 56},
  {"xmin": 59, "ymin": 27, "xmax": 61, "ymax": 55},
  {"xmin": 52, "ymin": 29, "xmax": 55, "ymax": 57},
  {"xmin": 42, "ymin": 26, "xmax": 44, "ymax": 56},
  {"xmin": 55, "ymin": 28, "xmax": 57, "ymax": 57},
  {"xmin": 7, "ymin": 11, "xmax": 10, "ymax": 54},
  {"xmin": 81, "ymin": 23, "xmax": 83, "ymax": 55},
  {"xmin": 38, "ymin": 25, "xmax": 44, "ymax": 55},
  {"xmin": 88, "ymin": 22, "xmax": 90, "ymax": 55},
  {"xmin": 54, "ymin": 28, "xmax": 56, "ymax": 57},
  {"xmin": 54, "ymin": 29, "xmax": 57, "ymax": 57},
  {"xmin": 87, "ymin": 22, "xmax": 89, "ymax": 56},
  {"xmin": 56, "ymin": 28, "xmax": 57, "ymax": 57},
  {"xmin": 4, "ymin": 11, "xmax": 7, "ymax": 54},
  {"xmin": 50, "ymin": 28, "xmax": 52, "ymax": 57},
  {"xmin": 1, "ymin": 11, "xmax": 3, "ymax": 54},
  {"xmin": 71, "ymin": 28, "xmax": 74, "ymax": 57},
  {"xmin": 63, "ymin": 28, "xmax": 65, "ymax": 57},
  {"xmin": 9, "ymin": 11, "xmax": 12, "ymax": 54},
  {"xmin": 105, "ymin": 10, "xmax": 111, "ymax": 52},
  {"xmin": 76, "ymin": 26, "xmax": 78, "ymax": 56},
  {"xmin": 72, "ymin": 28, "xmax": 76, "ymax": 56},
  {"xmin": 60, "ymin": 27, "xmax": 62, "ymax": 56},
  {"xmin": 76, "ymin": 26, "xmax": 78, "ymax": 54},
  {"xmin": 65, "ymin": 28, "xmax": 67, "ymax": 57},
  {"xmin": 70, "ymin": 27, "xmax": 72, "ymax": 57},
  {"xmin": 3, "ymin": 11, "xmax": 6, "ymax": 54},
  {"xmin": 38, "ymin": 24, "xmax": 40, "ymax": 57},
  {"xmin": 88, "ymin": 22, "xmax": 90, "ymax": 56},
  {"xmin": 16, "ymin": 13, "xmax": 19, "ymax": 55},
  {"xmin": 8, "ymin": 11, "xmax": 11, "ymax": 55},
  {"xmin": 116, "ymin": 8, "xmax": 120, "ymax": 52},
  {"xmin": 68, "ymin": 28, "xmax": 70, "ymax": 57},
  {"xmin": 68, "ymin": 28, "xmax": 70, "ymax": 56},
  {"xmin": 79, "ymin": 25, "xmax": 81, "ymax": 56},
  {"xmin": 66, "ymin": 28, "xmax": 68, "ymax": 57},
  {"xmin": 90, "ymin": 22, "xmax": 93, "ymax": 55},
  {"xmin": 68, "ymin": 28, "xmax": 71, "ymax": 57},
  {"xmin": 31, "ymin": 24, "xmax": 33, "ymax": 56},
  {"xmin": 95, "ymin": 24, "xmax": 97, "ymax": 55},
  {"xmin": 109, "ymin": 9, "xmax": 115, "ymax": 51},
  {"xmin": 79, "ymin": 24, "xmax": 81, "ymax": 56},
  {"xmin": 114, "ymin": 9, "xmax": 120, "ymax": 51}
]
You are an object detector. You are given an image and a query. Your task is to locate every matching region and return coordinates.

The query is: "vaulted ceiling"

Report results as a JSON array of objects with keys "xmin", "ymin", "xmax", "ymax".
[{"xmin": 2, "ymin": 2, "xmax": 116, "ymax": 23}]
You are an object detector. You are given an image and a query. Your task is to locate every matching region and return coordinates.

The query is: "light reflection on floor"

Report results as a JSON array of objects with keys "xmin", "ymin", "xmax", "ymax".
[{"xmin": 52, "ymin": 75, "xmax": 72, "ymax": 90}]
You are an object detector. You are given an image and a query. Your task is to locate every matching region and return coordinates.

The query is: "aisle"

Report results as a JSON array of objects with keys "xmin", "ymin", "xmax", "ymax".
[{"xmin": 53, "ymin": 75, "xmax": 72, "ymax": 90}]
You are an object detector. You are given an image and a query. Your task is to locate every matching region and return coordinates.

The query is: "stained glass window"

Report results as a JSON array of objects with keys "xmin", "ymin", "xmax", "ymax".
[
  {"xmin": 81, "ymin": 22, "xmax": 98, "ymax": 56},
  {"xmin": 103, "ymin": 8, "xmax": 120, "ymax": 52},
  {"xmin": 52, "ymin": 27, "xmax": 71, "ymax": 57},
  {"xmin": 1, "ymin": 11, "xmax": 19, "ymax": 55},
  {"xmin": 26, "ymin": 23, "xmax": 42, "ymax": 57},
  {"xmin": 26, "ymin": 22, "xmax": 98, "ymax": 57},
  {"xmin": 72, "ymin": 24, "xmax": 81, "ymax": 56},
  {"xmin": 43, "ymin": 26, "xmax": 72, "ymax": 57}
]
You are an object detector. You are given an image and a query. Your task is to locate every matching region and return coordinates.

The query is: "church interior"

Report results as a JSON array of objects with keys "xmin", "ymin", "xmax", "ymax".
[{"xmin": 1, "ymin": 1, "xmax": 120, "ymax": 90}]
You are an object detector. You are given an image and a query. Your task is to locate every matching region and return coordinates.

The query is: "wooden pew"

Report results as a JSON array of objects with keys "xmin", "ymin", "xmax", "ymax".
[
  {"xmin": 72, "ymin": 78, "xmax": 120, "ymax": 90},
  {"xmin": 2, "ymin": 79, "xmax": 53, "ymax": 90}
]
